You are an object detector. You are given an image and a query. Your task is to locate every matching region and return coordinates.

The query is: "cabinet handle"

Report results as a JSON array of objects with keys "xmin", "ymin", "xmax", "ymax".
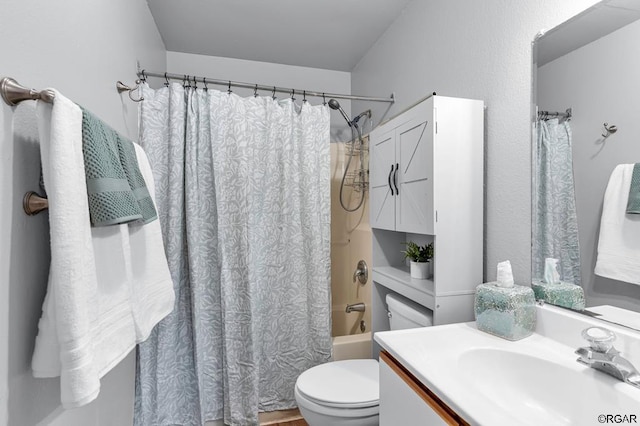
[
  {"xmin": 388, "ymin": 164, "xmax": 395, "ymax": 196},
  {"xmin": 393, "ymin": 162, "xmax": 400, "ymax": 195}
]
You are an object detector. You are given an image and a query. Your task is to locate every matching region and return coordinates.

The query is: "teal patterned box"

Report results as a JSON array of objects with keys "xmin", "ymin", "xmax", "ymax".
[
  {"xmin": 474, "ymin": 283, "xmax": 536, "ymax": 341},
  {"xmin": 532, "ymin": 280, "xmax": 585, "ymax": 311}
]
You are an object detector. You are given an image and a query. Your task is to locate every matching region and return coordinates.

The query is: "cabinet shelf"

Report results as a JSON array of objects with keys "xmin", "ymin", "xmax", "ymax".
[{"xmin": 372, "ymin": 266, "xmax": 435, "ymax": 311}]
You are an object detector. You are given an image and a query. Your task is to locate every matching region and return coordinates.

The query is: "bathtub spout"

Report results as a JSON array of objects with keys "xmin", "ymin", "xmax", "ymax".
[{"xmin": 346, "ymin": 303, "xmax": 365, "ymax": 313}]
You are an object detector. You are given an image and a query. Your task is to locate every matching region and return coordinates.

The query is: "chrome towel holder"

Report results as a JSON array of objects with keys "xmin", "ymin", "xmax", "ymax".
[
  {"xmin": 1, "ymin": 77, "xmax": 55, "ymax": 106},
  {"xmin": 1, "ymin": 77, "xmax": 53, "ymax": 215}
]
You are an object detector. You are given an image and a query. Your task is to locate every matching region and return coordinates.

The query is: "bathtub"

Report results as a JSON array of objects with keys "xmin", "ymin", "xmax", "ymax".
[{"xmin": 332, "ymin": 331, "xmax": 372, "ymax": 360}]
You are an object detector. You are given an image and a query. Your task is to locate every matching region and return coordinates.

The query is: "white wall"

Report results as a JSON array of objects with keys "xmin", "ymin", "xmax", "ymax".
[
  {"xmin": 537, "ymin": 19, "xmax": 640, "ymax": 311},
  {"xmin": 0, "ymin": 1, "xmax": 166, "ymax": 425},
  {"xmin": 351, "ymin": 0, "xmax": 599, "ymax": 284}
]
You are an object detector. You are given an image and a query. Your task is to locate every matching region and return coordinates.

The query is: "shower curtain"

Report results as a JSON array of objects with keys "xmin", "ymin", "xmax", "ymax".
[
  {"xmin": 134, "ymin": 83, "xmax": 332, "ymax": 426},
  {"xmin": 533, "ymin": 118, "xmax": 581, "ymax": 285}
]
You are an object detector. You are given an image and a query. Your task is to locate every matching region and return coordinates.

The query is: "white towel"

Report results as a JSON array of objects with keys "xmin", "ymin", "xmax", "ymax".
[
  {"xmin": 32, "ymin": 92, "xmax": 174, "ymax": 408},
  {"xmin": 33, "ymin": 91, "xmax": 107, "ymax": 407},
  {"xmin": 594, "ymin": 164, "xmax": 640, "ymax": 285},
  {"xmin": 130, "ymin": 143, "xmax": 175, "ymax": 341}
]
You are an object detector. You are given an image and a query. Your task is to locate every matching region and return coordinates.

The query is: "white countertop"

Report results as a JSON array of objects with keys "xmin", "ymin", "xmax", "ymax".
[{"xmin": 375, "ymin": 317, "xmax": 640, "ymax": 426}]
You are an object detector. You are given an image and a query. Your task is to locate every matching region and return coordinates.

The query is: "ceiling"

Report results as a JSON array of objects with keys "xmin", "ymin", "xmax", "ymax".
[{"xmin": 146, "ymin": 0, "xmax": 412, "ymax": 72}]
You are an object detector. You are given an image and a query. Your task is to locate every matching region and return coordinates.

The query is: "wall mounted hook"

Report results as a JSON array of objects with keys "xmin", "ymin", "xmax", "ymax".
[
  {"xmin": 602, "ymin": 122, "xmax": 618, "ymax": 138},
  {"xmin": 116, "ymin": 80, "xmax": 144, "ymax": 102}
]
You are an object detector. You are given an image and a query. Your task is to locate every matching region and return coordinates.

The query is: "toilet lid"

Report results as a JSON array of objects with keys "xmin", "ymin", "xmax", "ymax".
[{"xmin": 296, "ymin": 359, "xmax": 379, "ymax": 409}]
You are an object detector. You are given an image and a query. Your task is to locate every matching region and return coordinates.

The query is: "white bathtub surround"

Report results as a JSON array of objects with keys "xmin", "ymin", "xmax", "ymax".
[
  {"xmin": 136, "ymin": 84, "xmax": 332, "ymax": 425},
  {"xmin": 333, "ymin": 333, "xmax": 372, "ymax": 361},
  {"xmin": 375, "ymin": 304, "xmax": 640, "ymax": 425}
]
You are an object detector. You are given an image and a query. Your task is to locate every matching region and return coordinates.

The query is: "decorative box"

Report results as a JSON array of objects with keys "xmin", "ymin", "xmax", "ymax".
[
  {"xmin": 474, "ymin": 283, "xmax": 536, "ymax": 341},
  {"xmin": 531, "ymin": 280, "xmax": 585, "ymax": 311}
]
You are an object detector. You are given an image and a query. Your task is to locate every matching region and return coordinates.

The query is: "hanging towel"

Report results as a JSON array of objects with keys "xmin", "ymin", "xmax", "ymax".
[
  {"xmin": 594, "ymin": 164, "xmax": 640, "ymax": 285},
  {"xmin": 626, "ymin": 163, "xmax": 640, "ymax": 214},
  {"xmin": 81, "ymin": 108, "xmax": 157, "ymax": 226},
  {"xmin": 120, "ymin": 138, "xmax": 158, "ymax": 224},
  {"xmin": 32, "ymin": 92, "xmax": 173, "ymax": 408},
  {"xmin": 33, "ymin": 91, "xmax": 132, "ymax": 408},
  {"xmin": 130, "ymin": 143, "xmax": 175, "ymax": 341}
]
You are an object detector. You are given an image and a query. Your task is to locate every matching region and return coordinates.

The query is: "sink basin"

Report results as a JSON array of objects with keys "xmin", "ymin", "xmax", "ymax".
[
  {"xmin": 459, "ymin": 348, "xmax": 639, "ymax": 425},
  {"xmin": 375, "ymin": 305, "xmax": 640, "ymax": 426}
]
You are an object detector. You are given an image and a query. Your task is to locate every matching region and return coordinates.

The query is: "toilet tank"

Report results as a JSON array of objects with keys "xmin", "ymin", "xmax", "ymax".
[{"xmin": 386, "ymin": 293, "xmax": 433, "ymax": 330}]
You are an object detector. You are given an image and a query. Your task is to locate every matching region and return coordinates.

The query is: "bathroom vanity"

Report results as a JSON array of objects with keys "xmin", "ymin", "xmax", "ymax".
[{"xmin": 375, "ymin": 304, "xmax": 640, "ymax": 425}]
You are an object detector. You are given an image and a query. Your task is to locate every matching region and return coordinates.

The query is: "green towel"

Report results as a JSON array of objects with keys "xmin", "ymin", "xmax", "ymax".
[
  {"xmin": 627, "ymin": 163, "xmax": 640, "ymax": 214},
  {"xmin": 81, "ymin": 108, "xmax": 157, "ymax": 226}
]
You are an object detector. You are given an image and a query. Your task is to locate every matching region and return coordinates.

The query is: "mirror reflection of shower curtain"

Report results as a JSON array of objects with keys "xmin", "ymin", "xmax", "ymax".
[
  {"xmin": 135, "ymin": 83, "xmax": 332, "ymax": 425},
  {"xmin": 533, "ymin": 118, "xmax": 581, "ymax": 285}
]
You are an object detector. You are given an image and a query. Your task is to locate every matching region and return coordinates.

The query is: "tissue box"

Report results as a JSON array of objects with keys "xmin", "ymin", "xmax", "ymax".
[
  {"xmin": 531, "ymin": 280, "xmax": 585, "ymax": 311},
  {"xmin": 474, "ymin": 283, "xmax": 536, "ymax": 341}
]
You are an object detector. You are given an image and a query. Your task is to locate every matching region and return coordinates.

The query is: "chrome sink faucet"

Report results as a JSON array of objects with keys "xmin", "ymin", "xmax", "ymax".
[{"xmin": 575, "ymin": 327, "xmax": 640, "ymax": 389}]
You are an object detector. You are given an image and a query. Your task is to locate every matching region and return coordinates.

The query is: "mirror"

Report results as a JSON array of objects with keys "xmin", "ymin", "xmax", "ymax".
[{"xmin": 532, "ymin": 0, "xmax": 640, "ymax": 330}]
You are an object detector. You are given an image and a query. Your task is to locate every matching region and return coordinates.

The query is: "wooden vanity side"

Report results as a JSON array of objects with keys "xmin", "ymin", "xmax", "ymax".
[{"xmin": 379, "ymin": 351, "xmax": 469, "ymax": 426}]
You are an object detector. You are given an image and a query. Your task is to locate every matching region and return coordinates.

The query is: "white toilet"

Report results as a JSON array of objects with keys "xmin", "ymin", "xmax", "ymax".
[{"xmin": 295, "ymin": 293, "xmax": 433, "ymax": 426}]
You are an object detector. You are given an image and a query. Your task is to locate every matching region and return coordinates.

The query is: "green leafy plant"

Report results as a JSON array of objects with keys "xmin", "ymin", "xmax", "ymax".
[{"xmin": 401, "ymin": 241, "xmax": 434, "ymax": 263}]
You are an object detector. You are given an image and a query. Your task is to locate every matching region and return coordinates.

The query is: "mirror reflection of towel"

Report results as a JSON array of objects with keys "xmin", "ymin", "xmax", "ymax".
[
  {"xmin": 626, "ymin": 163, "xmax": 640, "ymax": 214},
  {"xmin": 595, "ymin": 164, "xmax": 640, "ymax": 285}
]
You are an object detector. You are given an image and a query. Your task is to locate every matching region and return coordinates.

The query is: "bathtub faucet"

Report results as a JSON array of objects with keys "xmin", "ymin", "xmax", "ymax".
[{"xmin": 346, "ymin": 303, "xmax": 365, "ymax": 313}]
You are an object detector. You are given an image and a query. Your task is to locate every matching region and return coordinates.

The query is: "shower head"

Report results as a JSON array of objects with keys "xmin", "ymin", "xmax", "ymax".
[{"xmin": 328, "ymin": 98, "xmax": 355, "ymax": 128}]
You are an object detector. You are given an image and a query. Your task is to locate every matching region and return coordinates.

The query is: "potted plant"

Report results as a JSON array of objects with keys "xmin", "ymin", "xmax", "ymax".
[{"xmin": 401, "ymin": 241, "xmax": 434, "ymax": 279}]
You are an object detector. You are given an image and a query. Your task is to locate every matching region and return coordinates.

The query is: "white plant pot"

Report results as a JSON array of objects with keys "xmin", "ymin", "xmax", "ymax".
[{"xmin": 410, "ymin": 261, "xmax": 430, "ymax": 280}]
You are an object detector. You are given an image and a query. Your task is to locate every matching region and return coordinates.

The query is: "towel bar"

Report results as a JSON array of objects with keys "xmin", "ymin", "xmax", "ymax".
[
  {"xmin": 23, "ymin": 191, "xmax": 48, "ymax": 215},
  {"xmin": 1, "ymin": 77, "xmax": 55, "ymax": 106}
]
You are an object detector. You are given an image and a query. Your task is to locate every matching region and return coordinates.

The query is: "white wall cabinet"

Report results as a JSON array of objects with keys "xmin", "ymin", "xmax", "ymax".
[
  {"xmin": 370, "ymin": 95, "xmax": 484, "ymax": 355},
  {"xmin": 370, "ymin": 110, "xmax": 434, "ymax": 234}
]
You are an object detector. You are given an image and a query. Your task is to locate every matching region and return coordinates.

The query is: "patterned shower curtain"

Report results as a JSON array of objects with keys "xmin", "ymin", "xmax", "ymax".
[
  {"xmin": 533, "ymin": 118, "xmax": 581, "ymax": 286},
  {"xmin": 134, "ymin": 83, "xmax": 332, "ymax": 426}
]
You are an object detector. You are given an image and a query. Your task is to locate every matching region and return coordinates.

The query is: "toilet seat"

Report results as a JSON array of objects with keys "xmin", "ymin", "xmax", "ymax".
[{"xmin": 295, "ymin": 359, "xmax": 379, "ymax": 409}]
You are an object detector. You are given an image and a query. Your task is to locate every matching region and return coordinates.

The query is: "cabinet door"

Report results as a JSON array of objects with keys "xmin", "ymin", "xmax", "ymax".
[
  {"xmin": 370, "ymin": 127, "xmax": 396, "ymax": 230},
  {"xmin": 380, "ymin": 357, "xmax": 459, "ymax": 426},
  {"xmin": 395, "ymin": 116, "xmax": 434, "ymax": 234},
  {"xmin": 380, "ymin": 352, "xmax": 461, "ymax": 426}
]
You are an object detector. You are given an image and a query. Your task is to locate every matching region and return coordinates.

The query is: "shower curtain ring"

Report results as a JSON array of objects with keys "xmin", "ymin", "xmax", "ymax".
[
  {"xmin": 183, "ymin": 75, "xmax": 188, "ymax": 88},
  {"xmin": 254, "ymin": 84, "xmax": 258, "ymax": 98},
  {"xmin": 193, "ymin": 76, "xmax": 197, "ymax": 89},
  {"xmin": 322, "ymin": 93, "xmax": 326, "ymax": 105},
  {"xmin": 203, "ymin": 77, "xmax": 208, "ymax": 91},
  {"xmin": 228, "ymin": 81, "xmax": 232, "ymax": 94},
  {"xmin": 164, "ymin": 72, "xmax": 169, "ymax": 87},
  {"xmin": 140, "ymin": 70, "xmax": 147, "ymax": 82},
  {"xmin": 303, "ymin": 90, "xmax": 307, "ymax": 103},
  {"xmin": 272, "ymin": 86, "xmax": 276, "ymax": 100},
  {"xmin": 291, "ymin": 89, "xmax": 295, "ymax": 101}
]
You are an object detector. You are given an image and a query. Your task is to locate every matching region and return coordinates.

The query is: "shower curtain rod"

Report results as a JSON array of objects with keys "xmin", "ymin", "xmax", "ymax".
[
  {"xmin": 137, "ymin": 70, "xmax": 395, "ymax": 104},
  {"xmin": 537, "ymin": 108, "xmax": 572, "ymax": 119}
]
